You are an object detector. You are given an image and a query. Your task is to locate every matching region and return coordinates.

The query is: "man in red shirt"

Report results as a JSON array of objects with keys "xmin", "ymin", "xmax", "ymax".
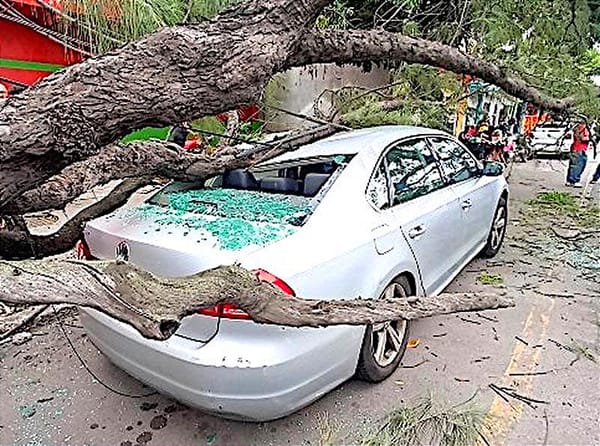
[{"xmin": 566, "ymin": 120, "xmax": 590, "ymax": 187}]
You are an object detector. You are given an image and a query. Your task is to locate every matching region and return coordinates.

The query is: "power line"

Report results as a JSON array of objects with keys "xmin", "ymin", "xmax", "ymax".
[{"xmin": 52, "ymin": 305, "xmax": 157, "ymax": 399}]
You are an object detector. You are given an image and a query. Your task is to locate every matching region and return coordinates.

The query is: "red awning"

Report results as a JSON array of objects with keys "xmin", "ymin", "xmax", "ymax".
[{"xmin": 7, "ymin": 0, "xmax": 61, "ymax": 7}]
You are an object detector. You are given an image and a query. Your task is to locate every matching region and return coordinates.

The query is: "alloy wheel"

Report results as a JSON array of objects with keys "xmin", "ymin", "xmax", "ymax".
[
  {"xmin": 371, "ymin": 284, "xmax": 408, "ymax": 367},
  {"xmin": 490, "ymin": 206, "xmax": 507, "ymax": 250}
]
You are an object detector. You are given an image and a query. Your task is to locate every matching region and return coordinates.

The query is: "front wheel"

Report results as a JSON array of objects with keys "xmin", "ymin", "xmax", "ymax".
[
  {"xmin": 481, "ymin": 197, "xmax": 508, "ymax": 258},
  {"xmin": 355, "ymin": 277, "xmax": 411, "ymax": 383}
]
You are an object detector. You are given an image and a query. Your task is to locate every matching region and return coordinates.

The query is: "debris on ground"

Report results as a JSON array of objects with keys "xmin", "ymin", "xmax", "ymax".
[
  {"xmin": 407, "ymin": 339, "xmax": 420, "ymax": 348},
  {"xmin": 17, "ymin": 404, "xmax": 37, "ymax": 419},
  {"xmin": 478, "ymin": 272, "xmax": 504, "ymax": 286},
  {"xmin": 11, "ymin": 332, "xmax": 33, "ymax": 345},
  {"xmin": 0, "ymin": 304, "xmax": 49, "ymax": 340}
]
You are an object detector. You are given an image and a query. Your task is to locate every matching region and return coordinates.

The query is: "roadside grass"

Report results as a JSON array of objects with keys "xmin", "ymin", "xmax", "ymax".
[
  {"xmin": 358, "ymin": 395, "xmax": 489, "ymax": 446},
  {"xmin": 528, "ymin": 191, "xmax": 600, "ymax": 228},
  {"xmin": 478, "ymin": 272, "xmax": 504, "ymax": 286}
]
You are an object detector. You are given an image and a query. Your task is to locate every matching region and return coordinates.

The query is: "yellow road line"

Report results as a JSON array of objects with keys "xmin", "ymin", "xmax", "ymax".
[{"xmin": 483, "ymin": 297, "xmax": 555, "ymax": 445}]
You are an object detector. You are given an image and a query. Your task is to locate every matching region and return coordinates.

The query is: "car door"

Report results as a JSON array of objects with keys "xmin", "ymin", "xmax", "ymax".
[
  {"xmin": 427, "ymin": 137, "xmax": 496, "ymax": 261},
  {"xmin": 366, "ymin": 138, "xmax": 464, "ymax": 295}
]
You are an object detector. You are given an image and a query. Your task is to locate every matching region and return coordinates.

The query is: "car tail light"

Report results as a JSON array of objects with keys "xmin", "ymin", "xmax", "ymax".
[
  {"xmin": 75, "ymin": 239, "xmax": 95, "ymax": 260},
  {"xmin": 198, "ymin": 269, "xmax": 295, "ymax": 320},
  {"xmin": 254, "ymin": 269, "xmax": 296, "ymax": 297}
]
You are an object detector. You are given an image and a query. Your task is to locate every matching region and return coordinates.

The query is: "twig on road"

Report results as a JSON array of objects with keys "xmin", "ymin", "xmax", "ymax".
[
  {"xmin": 508, "ymin": 370, "xmax": 552, "ymax": 376},
  {"xmin": 476, "ymin": 313, "xmax": 499, "ymax": 323},
  {"xmin": 515, "ymin": 336, "xmax": 529, "ymax": 346},
  {"xmin": 401, "ymin": 359, "xmax": 428, "ymax": 369},
  {"xmin": 459, "ymin": 316, "xmax": 482, "ymax": 325},
  {"xmin": 543, "ymin": 410, "xmax": 549, "ymax": 446},
  {"xmin": 497, "ymin": 385, "xmax": 550, "ymax": 408}
]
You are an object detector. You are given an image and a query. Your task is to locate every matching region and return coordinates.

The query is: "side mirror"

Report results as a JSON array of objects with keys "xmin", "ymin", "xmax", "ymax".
[{"xmin": 481, "ymin": 161, "xmax": 504, "ymax": 177}]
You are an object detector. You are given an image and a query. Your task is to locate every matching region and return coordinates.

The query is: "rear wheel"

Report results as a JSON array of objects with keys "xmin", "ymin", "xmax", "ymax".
[
  {"xmin": 356, "ymin": 276, "xmax": 411, "ymax": 383},
  {"xmin": 481, "ymin": 197, "xmax": 508, "ymax": 258}
]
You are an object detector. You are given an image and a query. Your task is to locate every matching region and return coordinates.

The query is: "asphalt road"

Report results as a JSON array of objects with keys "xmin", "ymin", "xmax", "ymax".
[{"xmin": 1, "ymin": 157, "xmax": 599, "ymax": 446}]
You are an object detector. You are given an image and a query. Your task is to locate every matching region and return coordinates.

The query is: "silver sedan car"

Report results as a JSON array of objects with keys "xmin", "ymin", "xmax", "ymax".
[{"xmin": 79, "ymin": 126, "xmax": 508, "ymax": 421}]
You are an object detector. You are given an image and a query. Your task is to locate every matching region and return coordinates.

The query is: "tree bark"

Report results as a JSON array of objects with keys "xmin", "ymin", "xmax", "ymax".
[
  {"xmin": 3, "ymin": 141, "xmax": 249, "ymax": 215},
  {"xmin": 0, "ymin": 0, "xmax": 330, "ymax": 210},
  {"xmin": 0, "ymin": 262, "xmax": 514, "ymax": 340},
  {"xmin": 288, "ymin": 29, "xmax": 575, "ymax": 113}
]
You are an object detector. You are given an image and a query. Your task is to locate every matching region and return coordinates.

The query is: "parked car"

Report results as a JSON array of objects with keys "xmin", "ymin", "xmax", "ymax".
[
  {"xmin": 529, "ymin": 121, "xmax": 574, "ymax": 158},
  {"xmin": 78, "ymin": 126, "xmax": 509, "ymax": 421}
]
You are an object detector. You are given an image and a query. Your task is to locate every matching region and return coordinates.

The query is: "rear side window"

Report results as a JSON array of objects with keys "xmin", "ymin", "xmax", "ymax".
[
  {"xmin": 367, "ymin": 139, "xmax": 445, "ymax": 209},
  {"xmin": 428, "ymin": 137, "xmax": 479, "ymax": 184}
]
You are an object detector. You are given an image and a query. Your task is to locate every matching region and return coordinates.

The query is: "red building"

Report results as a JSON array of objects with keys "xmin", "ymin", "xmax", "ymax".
[{"xmin": 0, "ymin": 0, "xmax": 84, "ymax": 93}]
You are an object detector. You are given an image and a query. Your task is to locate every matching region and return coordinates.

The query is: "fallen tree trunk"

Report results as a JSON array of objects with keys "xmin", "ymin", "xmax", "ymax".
[
  {"xmin": 0, "ymin": 262, "xmax": 514, "ymax": 340},
  {"xmin": 0, "ymin": 0, "xmax": 575, "ymax": 212}
]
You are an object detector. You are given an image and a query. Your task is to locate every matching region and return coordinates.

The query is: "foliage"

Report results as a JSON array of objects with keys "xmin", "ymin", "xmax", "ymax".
[
  {"xmin": 338, "ymin": 65, "xmax": 461, "ymax": 130},
  {"xmin": 59, "ymin": 0, "xmax": 239, "ymax": 54},
  {"xmin": 359, "ymin": 394, "xmax": 488, "ymax": 446},
  {"xmin": 327, "ymin": 0, "xmax": 600, "ymax": 120},
  {"xmin": 316, "ymin": 0, "xmax": 355, "ymax": 30},
  {"xmin": 580, "ymin": 48, "xmax": 600, "ymax": 75},
  {"xmin": 342, "ymin": 99, "xmax": 452, "ymax": 130},
  {"xmin": 191, "ymin": 116, "xmax": 227, "ymax": 146},
  {"xmin": 478, "ymin": 272, "xmax": 504, "ymax": 286},
  {"xmin": 529, "ymin": 191, "xmax": 578, "ymax": 209},
  {"xmin": 528, "ymin": 191, "xmax": 600, "ymax": 228}
]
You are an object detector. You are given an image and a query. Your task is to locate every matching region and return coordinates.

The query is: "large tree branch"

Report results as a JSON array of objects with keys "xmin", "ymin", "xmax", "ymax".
[
  {"xmin": 3, "ymin": 142, "xmax": 249, "ymax": 215},
  {"xmin": 0, "ymin": 0, "xmax": 330, "ymax": 209},
  {"xmin": 288, "ymin": 29, "xmax": 575, "ymax": 113},
  {"xmin": 5, "ymin": 125, "xmax": 339, "ymax": 216},
  {"xmin": 0, "ymin": 262, "xmax": 514, "ymax": 340}
]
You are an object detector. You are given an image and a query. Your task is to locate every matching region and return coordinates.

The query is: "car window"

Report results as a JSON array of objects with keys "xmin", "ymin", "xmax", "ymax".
[
  {"xmin": 366, "ymin": 162, "xmax": 390, "ymax": 210},
  {"xmin": 428, "ymin": 137, "xmax": 480, "ymax": 184},
  {"xmin": 367, "ymin": 139, "xmax": 444, "ymax": 209}
]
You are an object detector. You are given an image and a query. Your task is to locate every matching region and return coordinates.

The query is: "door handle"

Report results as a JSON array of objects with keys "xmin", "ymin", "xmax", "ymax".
[
  {"xmin": 461, "ymin": 199, "xmax": 472, "ymax": 210},
  {"xmin": 408, "ymin": 225, "xmax": 426, "ymax": 239}
]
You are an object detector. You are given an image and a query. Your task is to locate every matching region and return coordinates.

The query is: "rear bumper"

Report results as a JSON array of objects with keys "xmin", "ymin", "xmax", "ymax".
[
  {"xmin": 532, "ymin": 143, "xmax": 570, "ymax": 154},
  {"xmin": 80, "ymin": 309, "xmax": 363, "ymax": 421}
]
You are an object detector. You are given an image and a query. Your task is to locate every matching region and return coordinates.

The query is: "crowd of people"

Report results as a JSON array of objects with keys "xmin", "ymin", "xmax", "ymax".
[
  {"xmin": 459, "ymin": 114, "xmax": 600, "ymax": 187},
  {"xmin": 458, "ymin": 114, "xmax": 519, "ymax": 165}
]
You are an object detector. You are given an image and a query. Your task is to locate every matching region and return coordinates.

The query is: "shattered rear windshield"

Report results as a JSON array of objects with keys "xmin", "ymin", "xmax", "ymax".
[
  {"xmin": 150, "ymin": 188, "xmax": 312, "ymax": 226},
  {"xmin": 147, "ymin": 154, "xmax": 354, "ymax": 227}
]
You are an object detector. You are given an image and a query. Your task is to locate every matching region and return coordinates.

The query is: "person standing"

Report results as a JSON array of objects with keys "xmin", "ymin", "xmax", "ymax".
[
  {"xmin": 566, "ymin": 120, "xmax": 590, "ymax": 188},
  {"xmin": 591, "ymin": 140, "xmax": 600, "ymax": 184}
]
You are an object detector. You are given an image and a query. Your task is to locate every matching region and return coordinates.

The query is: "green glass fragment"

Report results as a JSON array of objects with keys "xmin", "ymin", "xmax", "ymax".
[{"xmin": 120, "ymin": 189, "xmax": 311, "ymax": 251}]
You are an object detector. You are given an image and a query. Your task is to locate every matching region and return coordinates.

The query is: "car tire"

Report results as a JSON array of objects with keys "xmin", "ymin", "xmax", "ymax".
[
  {"xmin": 481, "ymin": 196, "xmax": 508, "ymax": 258},
  {"xmin": 355, "ymin": 276, "xmax": 412, "ymax": 383}
]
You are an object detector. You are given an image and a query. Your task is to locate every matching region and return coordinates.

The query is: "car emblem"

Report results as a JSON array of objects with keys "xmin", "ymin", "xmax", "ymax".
[{"xmin": 115, "ymin": 241, "xmax": 130, "ymax": 262}]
